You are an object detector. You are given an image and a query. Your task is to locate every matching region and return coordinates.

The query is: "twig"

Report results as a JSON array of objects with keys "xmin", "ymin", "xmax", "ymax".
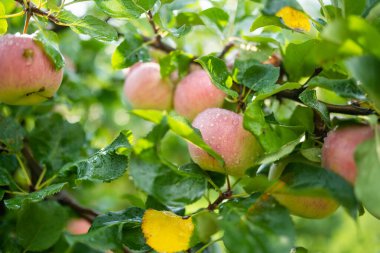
[
  {"xmin": 277, "ymin": 90, "xmax": 375, "ymax": 115},
  {"xmin": 207, "ymin": 190, "xmax": 233, "ymax": 211},
  {"xmin": 15, "ymin": 0, "xmax": 60, "ymax": 24},
  {"xmin": 56, "ymin": 191, "xmax": 100, "ymax": 222},
  {"xmin": 218, "ymin": 42, "xmax": 234, "ymax": 58},
  {"xmin": 21, "ymin": 143, "xmax": 43, "ymax": 187}
]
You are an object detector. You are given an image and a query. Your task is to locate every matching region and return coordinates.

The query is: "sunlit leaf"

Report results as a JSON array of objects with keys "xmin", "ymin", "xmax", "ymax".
[{"xmin": 141, "ymin": 209, "xmax": 194, "ymax": 252}]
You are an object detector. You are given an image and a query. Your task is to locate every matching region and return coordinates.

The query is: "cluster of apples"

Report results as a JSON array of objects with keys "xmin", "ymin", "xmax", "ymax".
[
  {"xmin": 123, "ymin": 62, "xmax": 376, "ymax": 219},
  {"xmin": 123, "ymin": 62, "xmax": 263, "ymax": 177},
  {"xmin": 0, "ymin": 33, "xmax": 375, "ymax": 219}
]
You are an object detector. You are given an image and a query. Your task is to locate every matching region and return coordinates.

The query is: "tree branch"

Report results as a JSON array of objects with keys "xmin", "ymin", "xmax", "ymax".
[
  {"xmin": 207, "ymin": 190, "xmax": 233, "ymax": 211},
  {"xmin": 55, "ymin": 191, "xmax": 100, "ymax": 222},
  {"xmin": 277, "ymin": 90, "xmax": 375, "ymax": 115},
  {"xmin": 15, "ymin": 0, "xmax": 60, "ymax": 24}
]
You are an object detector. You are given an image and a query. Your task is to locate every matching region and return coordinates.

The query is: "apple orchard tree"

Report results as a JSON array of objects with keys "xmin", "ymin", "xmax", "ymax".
[{"xmin": 1, "ymin": 0, "xmax": 380, "ymax": 252}]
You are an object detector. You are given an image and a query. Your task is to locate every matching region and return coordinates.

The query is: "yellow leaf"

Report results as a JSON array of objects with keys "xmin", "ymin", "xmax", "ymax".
[
  {"xmin": 142, "ymin": 209, "xmax": 194, "ymax": 253},
  {"xmin": 276, "ymin": 6, "xmax": 311, "ymax": 32},
  {"xmin": 0, "ymin": 2, "xmax": 8, "ymax": 35}
]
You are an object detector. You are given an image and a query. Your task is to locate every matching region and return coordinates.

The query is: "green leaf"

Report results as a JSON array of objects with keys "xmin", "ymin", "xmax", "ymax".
[
  {"xmin": 66, "ymin": 226, "xmax": 121, "ymax": 251},
  {"xmin": 307, "ymin": 77, "xmax": 366, "ymax": 100},
  {"xmin": 112, "ymin": 34, "xmax": 150, "ymax": 69},
  {"xmin": 0, "ymin": 167, "xmax": 19, "ymax": 190},
  {"xmin": 95, "ymin": 0, "xmax": 156, "ymax": 18},
  {"xmin": 299, "ymin": 90, "xmax": 330, "ymax": 125},
  {"xmin": 0, "ymin": 2, "xmax": 8, "ymax": 35},
  {"xmin": 233, "ymin": 59, "xmax": 280, "ymax": 91},
  {"xmin": 255, "ymin": 82, "xmax": 302, "ymax": 101},
  {"xmin": 220, "ymin": 194, "xmax": 295, "ymax": 253},
  {"xmin": 130, "ymin": 159, "xmax": 207, "ymax": 207},
  {"xmin": 32, "ymin": 31, "xmax": 65, "ymax": 70},
  {"xmin": 4, "ymin": 183, "xmax": 67, "ymax": 209},
  {"xmin": 258, "ymin": 134, "xmax": 304, "ymax": 164},
  {"xmin": 159, "ymin": 50, "xmax": 193, "ymax": 78},
  {"xmin": 322, "ymin": 16, "xmax": 380, "ymax": 58},
  {"xmin": 363, "ymin": 0, "xmax": 380, "ymax": 17},
  {"xmin": 16, "ymin": 201, "xmax": 68, "ymax": 251},
  {"xmin": 281, "ymin": 163, "xmax": 359, "ymax": 218},
  {"xmin": 62, "ymin": 130, "xmax": 132, "ymax": 183},
  {"xmin": 91, "ymin": 207, "xmax": 144, "ymax": 229},
  {"xmin": 0, "ymin": 115, "xmax": 24, "ymax": 153},
  {"xmin": 355, "ymin": 138, "xmax": 380, "ymax": 218},
  {"xmin": 342, "ymin": 0, "xmax": 366, "ymax": 16},
  {"xmin": 283, "ymin": 40, "xmax": 320, "ymax": 81},
  {"xmin": 176, "ymin": 12, "xmax": 204, "ymax": 27},
  {"xmin": 29, "ymin": 113, "xmax": 86, "ymax": 172},
  {"xmin": 289, "ymin": 106, "xmax": 314, "ymax": 134},
  {"xmin": 196, "ymin": 55, "xmax": 238, "ymax": 98},
  {"xmin": 122, "ymin": 226, "xmax": 150, "ymax": 251},
  {"xmin": 70, "ymin": 15, "xmax": 118, "ymax": 42},
  {"xmin": 345, "ymin": 55, "xmax": 380, "ymax": 111},
  {"xmin": 200, "ymin": 7, "xmax": 229, "ymax": 34},
  {"xmin": 244, "ymin": 101, "xmax": 282, "ymax": 153},
  {"xmin": 262, "ymin": 0, "xmax": 303, "ymax": 15},
  {"xmin": 250, "ymin": 15, "xmax": 286, "ymax": 31}
]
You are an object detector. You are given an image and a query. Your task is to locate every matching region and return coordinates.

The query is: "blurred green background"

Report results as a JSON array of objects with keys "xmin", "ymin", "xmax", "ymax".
[{"xmin": 2, "ymin": 0, "xmax": 380, "ymax": 252}]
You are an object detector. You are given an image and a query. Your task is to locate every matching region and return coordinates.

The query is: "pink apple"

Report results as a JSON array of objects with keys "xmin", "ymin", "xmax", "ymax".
[
  {"xmin": 123, "ymin": 62, "xmax": 173, "ymax": 110},
  {"xmin": 0, "ymin": 34, "xmax": 64, "ymax": 105},
  {"xmin": 66, "ymin": 218, "xmax": 91, "ymax": 235},
  {"xmin": 322, "ymin": 125, "xmax": 374, "ymax": 184},
  {"xmin": 188, "ymin": 108, "xmax": 262, "ymax": 177},
  {"xmin": 174, "ymin": 70, "xmax": 226, "ymax": 121}
]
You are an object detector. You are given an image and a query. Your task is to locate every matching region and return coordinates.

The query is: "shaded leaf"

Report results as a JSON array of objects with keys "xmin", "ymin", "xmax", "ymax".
[
  {"xmin": 355, "ymin": 138, "xmax": 380, "ymax": 218},
  {"xmin": 220, "ymin": 194, "xmax": 295, "ymax": 253},
  {"xmin": 299, "ymin": 90, "xmax": 330, "ymax": 125},
  {"xmin": 307, "ymin": 76, "xmax": 366, "ymax": 100},
  {"xmin": 0, "ymin": 115, "xmax": 24, "ymax": 153},
  {"xmin": 29, "ymin": 113, "xmax": 86, "ymax": 172},
  {"xmin": 61, "ymin": 130, "xmax": 132, "ymax": 183},
  {"xmin": 16, "ymin": 201, "xmax": 68, "ymax": 251},
  {"xmin": 345, "ymin": 55, "xmax": 380, "ymax": 111},
  {"xmin": 5, "ymin": 183, "xmax": 67, "ymax": 209}
]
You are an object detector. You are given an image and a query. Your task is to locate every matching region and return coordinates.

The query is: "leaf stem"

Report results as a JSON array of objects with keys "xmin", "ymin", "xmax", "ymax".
[
  {"xmin": 16, "ymin": 154, "xmax": 32, "ymax": 187},
  {"xmin": 0, "ymin": 10, "xmax": 26, "ymax": 19},
  {"xmin": 194, "ymin": 238, "xmax": 223, "ymax": 253},
  {"xmin": 5, "ymin": 190, "xmax": 28, "ymax": 195},
  {"xmin": 38, "ymin": 174, "xmax": 57, "ymax": 189},
  {"xmin": 34, "ymin": 166, "xmax": 46, "ymax": 190}
]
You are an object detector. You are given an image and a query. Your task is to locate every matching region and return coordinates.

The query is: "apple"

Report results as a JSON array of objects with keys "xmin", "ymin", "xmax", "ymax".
[
  {"xmin": 321, "ymin": 125, "xmax": 374, "ymax": 184},
  {"xmin": 273, "ymin": 192, "xmax": 339, "ymax": 219},
  {"xmin": 174, "ymin": 70, "xmax": 226, "ymax": 121},
  {"xmin": 123, "ymin": 62, "xmax": 173, "ymax": 110},
  {"xmin": 66, "ymin": 218, "xmax": 91, "ymax": 235},
  {"xmin": 0, "ymin": 34, "xmax": 64, "ymax": 105},
  {"xmin": 188, "ymin": 108, "xmax": 262, "ymax": 177}
]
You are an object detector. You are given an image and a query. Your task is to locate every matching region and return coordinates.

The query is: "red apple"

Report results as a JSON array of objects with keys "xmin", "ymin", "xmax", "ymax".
[
  {"xmin": 123, "ymin": 62, "xmax": 173, "ymax": 110},
  {"xmin": 321, "ymin": 125, "xmax": 374, "ymax": 184},
  {"xmin": 188, "ymin": 108, "xmax": 262, "ymax": 177},
  {"xmin": 174, "ymin": 70, "xmax": 226, "ymax": 121},
  {"xmin": 0, "ymin": 34, "xmax": 64, "ymax": 105}
]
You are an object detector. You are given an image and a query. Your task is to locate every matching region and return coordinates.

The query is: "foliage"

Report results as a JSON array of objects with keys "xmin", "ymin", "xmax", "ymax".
[{"xmin": 1, "ymin": 0, "xmax": 380, "ymax": 252}]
